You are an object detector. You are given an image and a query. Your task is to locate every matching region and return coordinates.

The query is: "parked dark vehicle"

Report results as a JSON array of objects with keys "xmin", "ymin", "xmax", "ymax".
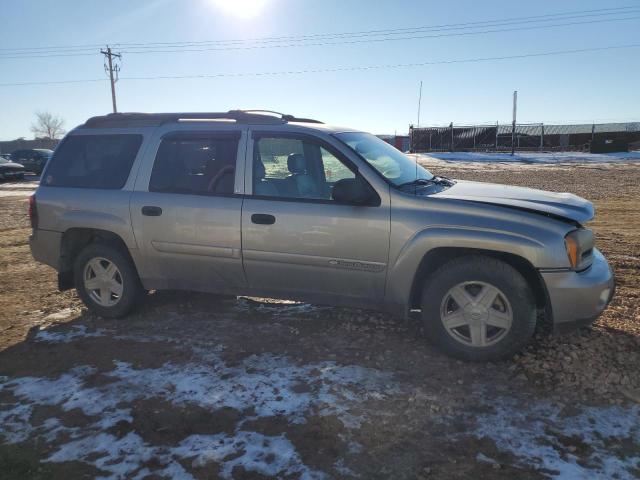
[
  {"xmin": 0, "ymin": 157, "xmax": 25, "ymax": 181},
  {"xmin": 10, "ymin": 149, "xmax": 53, "ymax": 175}
]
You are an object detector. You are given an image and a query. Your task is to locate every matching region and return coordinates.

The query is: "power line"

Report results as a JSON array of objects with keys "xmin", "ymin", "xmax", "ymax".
[
  {"xmin": 1, "ymin": 6, "xmax": 639, "ymax": 58},
  {"xmin": 0, "ymin": 78, "xmax": 106, "ymax": 87},
  {"xmin": 114, "ymin": 7, "xmax": 640, "ymax": 48},
  {"xmin": 1, "ymin": 4, "xmax": 638, "ymax": 52},
  {"xmin": 117, "ymin": 15, "xmax": 640, "ymax": 55},
  {"xmin": 1, "ymin": 43, "xmax": 638, "ymax": 87},
  {"xmin": 119, "ymin": 5, "xmax": 640, "ymax": 45}
]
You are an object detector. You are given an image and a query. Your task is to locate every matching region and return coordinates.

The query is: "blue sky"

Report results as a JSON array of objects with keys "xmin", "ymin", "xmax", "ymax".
[{"xmin": 1, "ymin": 0, "xmax": 639, "ymax": 139}]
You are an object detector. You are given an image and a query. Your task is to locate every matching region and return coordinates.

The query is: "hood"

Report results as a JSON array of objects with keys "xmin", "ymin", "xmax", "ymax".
[
  {"xmin": 433, "ymin": 180, "xmax": 594, "ymax": 224},
  {"xmin": 0, "ymin": 161, "xmax": 25, "ymax": 170}
]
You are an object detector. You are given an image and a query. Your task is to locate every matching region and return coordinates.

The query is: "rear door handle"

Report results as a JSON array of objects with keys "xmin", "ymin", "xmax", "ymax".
[
  {"xmin": 251, "ymin": 213, "xmax": 276, "ymax": 225},
  {"xmin": 141, "ymin": 206, "xmax": 163, "ymax": 217}
]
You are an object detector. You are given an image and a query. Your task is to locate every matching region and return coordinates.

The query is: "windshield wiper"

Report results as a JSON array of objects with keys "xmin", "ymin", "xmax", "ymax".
[
  {"xmin": 397, "ymin": 176, "xmax": 456, "ymax": 191},
  {"xmin": 397, "ymin": 178, "xmax": 435, "ymax": 189},
  {"xmin": 431, "ymin": 175, "xmax": 455, "ymax": 186}
]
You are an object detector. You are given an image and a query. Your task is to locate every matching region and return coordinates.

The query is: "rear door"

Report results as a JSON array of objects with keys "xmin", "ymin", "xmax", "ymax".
[
  {"xmin": 241, "ymin": 130, "xmax": 391, "ymax": 305},
  {"xmin": 130, "ymin": 125, "xmax": 247, "ymax": 293}
]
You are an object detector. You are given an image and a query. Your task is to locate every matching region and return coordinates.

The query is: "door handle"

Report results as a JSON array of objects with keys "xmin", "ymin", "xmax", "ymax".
[
  {"xmin": 251, "ymin": 213, "xmax": 276, "ymax": 225},
  {"xmin": 141, "ymin": 206, "xmax": 163, "ymax": 217}
]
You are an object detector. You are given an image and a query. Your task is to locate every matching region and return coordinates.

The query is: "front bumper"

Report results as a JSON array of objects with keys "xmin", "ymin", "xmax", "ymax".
[{"xmin": 540, "ymin": 248, "xmax": 614, "ymax": 332}]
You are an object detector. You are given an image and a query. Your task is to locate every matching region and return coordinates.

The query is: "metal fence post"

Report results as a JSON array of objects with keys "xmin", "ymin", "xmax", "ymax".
[
  {"xmin": 450, "ymin": 122, "xmax": 454, "ymax": 152},
  {"xmin": 408, "ymin": 125, "xmax": 414, "ymax": 153},
  {"xmin": 495, "ymin": 121, "xmax": 499, "ymax": 149},
  {"xmin": 540, "ymin": 123, "xmax": 544, "ymax": 150},
  {"xmin": 511, "ymin": 91, "xmax": 517, "ymax": 156}
]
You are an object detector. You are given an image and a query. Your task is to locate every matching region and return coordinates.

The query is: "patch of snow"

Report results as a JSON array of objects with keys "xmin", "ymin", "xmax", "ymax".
[
  {"xmin": 0, "ymin": 179, "xmax": 38, "ymax": 197},
  {"xmin": 48, "ymin": 430, "xmax": 327, "ymax": 480},
  {"xmin": 468, "ymin": 396, "xmax": 640, "ymax": 479},
  {"xmin": 417, "ymin": 150, "xmax": 640, "ymax": 164},
  {"xmin": 333, "ymin": 458, "xmax": 360, "ymax": 477},
  {"xmin": 0, "ymin": 190, "xmax": 37, "ymax": 197},
  {"xmin": 476, "ymin": 452, "xmax": 499, "ymax": 465},
  {"xmin": 0, "ymin": 353, "xmax": 397, "ymax": 478},
  {"xmin": 41, "ymin": 307, "xmax": 78, "ymax": 322},
  {"xmin": 34, "ymin": 324, "xmax": 104, "ymax": 343},
  {"xmin": 175, "ymin": 431, "xmax": 326, "ymax": 479},
  {"xmin": 235, "ymin": 297, "xmax": 321, "ymax": 316},
  {"xmin": 0, "ymin": 402, "xmax": 33, "ymax": 443}
]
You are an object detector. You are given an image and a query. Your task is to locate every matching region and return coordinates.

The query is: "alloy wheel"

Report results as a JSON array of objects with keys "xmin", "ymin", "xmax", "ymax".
[
  {"xmin": 439, "ymin": 281, "xmax": 513, "ymax": 347},
  {"xmin": 83, "ymin": 257, "xmax": 123, "ymax": 307}
]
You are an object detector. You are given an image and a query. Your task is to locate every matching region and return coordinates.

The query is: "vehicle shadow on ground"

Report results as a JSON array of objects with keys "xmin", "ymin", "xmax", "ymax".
[{"xmin": 1, "ymin": 293, "xmax": 638, "ymax": 479}]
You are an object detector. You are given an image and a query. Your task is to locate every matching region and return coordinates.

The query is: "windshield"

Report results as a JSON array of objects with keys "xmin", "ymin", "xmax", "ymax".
[{"xmin": 334, "ymin": 132, "xmax": 433, "ymax": 186}]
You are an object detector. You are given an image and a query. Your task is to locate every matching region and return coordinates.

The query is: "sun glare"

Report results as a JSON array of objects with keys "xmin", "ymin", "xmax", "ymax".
[{"xmin": 212, "ymin": 0, "xmax": 268, "ymax": 18}]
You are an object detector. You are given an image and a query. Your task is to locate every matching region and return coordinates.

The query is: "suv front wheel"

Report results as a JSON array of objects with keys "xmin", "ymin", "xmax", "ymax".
[
  {"xmin": 421, "ymin": 255, "xmax": 537, "ymax": 361},
  {"xmin": 74, "ymin": 243, "xmax": 143, "ymax": 318}
]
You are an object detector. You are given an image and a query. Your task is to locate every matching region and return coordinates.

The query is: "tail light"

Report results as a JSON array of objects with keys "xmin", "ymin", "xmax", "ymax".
[{"xmin": 29, "ymin": 194, "xmax": 38, "ymax": 229}]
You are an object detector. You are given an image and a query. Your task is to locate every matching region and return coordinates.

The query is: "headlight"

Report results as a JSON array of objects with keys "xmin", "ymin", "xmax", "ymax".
[{"xmin": 565, "ymin": 229, "xmax": 594, "ymax": 270}]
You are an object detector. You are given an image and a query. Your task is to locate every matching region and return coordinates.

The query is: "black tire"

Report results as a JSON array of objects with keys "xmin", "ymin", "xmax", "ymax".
[
  {"xmin": 73, "ymin": 243, "xmax": 143, "ymax": 318},
  {"xmin": 421, "ymin": 255, "xmax": 536, "ymax": 362}
]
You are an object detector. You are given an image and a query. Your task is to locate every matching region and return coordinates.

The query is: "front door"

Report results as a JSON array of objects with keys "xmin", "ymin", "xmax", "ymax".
[
  {"xmin": 130, "ymin": 129, "xmax": 247, "ymax": 293},
  {"xmin": 241, "ymin": 132, "xmax": 390, "ymax": 305}
]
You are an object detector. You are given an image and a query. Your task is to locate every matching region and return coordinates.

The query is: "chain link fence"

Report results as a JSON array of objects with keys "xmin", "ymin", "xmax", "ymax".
[{"xmin": 409, "ymin": 122, "xmax": 640, "ymax": 153}]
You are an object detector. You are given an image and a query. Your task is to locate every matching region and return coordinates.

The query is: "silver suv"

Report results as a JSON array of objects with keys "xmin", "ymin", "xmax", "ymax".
[{"xmin": 29, "ymin": 110, "xmax": 614, "ymax": 361}]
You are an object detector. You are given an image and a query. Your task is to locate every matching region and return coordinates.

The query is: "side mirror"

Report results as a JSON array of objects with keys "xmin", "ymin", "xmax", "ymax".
[{"xmin": 332, "ymin": 175, "xmax": 378, "ymax": 206}]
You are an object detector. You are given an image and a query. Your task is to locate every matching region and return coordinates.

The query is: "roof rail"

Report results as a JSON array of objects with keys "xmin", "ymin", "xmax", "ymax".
[
  {"xmin": 82, "ymin": 110, "xmax": 323, "ymax": 128},
  {"xmin": 229, "ymin": 109, "xmax": 324, "ymax": 124}
]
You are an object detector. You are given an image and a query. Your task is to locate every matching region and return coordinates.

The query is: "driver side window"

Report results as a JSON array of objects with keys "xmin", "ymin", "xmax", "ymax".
[
  {"xmin": 149, "ymin": 134, "xmax": 238, "ymax": 195},
  {"xmin": 252, "ymin": 136, "xmax": 355, "ymax": 200}
]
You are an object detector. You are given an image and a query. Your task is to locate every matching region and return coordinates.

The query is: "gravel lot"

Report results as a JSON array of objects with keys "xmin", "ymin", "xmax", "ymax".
[{"xmin": 0, "ymin": 161, "xmax": 639, "ymax": 479}]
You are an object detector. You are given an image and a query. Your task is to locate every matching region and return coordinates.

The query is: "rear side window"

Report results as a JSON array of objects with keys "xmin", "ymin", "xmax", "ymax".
[
  {"xmin": 43, "ymin": 134, "xmax": 142, "ymax": 189},
  {"xmin": 149, "ymin": 134, "xmax": 239, "ymax": 195}
]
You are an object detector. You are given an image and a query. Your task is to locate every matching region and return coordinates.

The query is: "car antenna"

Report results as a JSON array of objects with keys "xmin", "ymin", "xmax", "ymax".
[{"xmin": 415, "ymin": 80, "xmax": 423, "ymax": 194}]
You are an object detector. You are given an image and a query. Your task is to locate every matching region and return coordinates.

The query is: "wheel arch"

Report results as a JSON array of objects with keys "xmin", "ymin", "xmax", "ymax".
[
  {"xmin": 58, "ymin": 228, "xmax": 137, "ymax": 290},
  {"xmin": 408, "ymin": 247, "xmax": 552, "ymax": 325}
]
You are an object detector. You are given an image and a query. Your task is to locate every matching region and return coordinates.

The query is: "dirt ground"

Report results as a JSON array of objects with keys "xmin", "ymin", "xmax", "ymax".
[{"xmin": 0, "ymin": 162, "xmax": 639, "ymax": 479}]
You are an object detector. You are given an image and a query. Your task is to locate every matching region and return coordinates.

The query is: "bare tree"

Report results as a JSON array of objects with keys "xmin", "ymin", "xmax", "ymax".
[{"xmin": 30, "ymin": 111, "xmax": 66, "ymax": 139}]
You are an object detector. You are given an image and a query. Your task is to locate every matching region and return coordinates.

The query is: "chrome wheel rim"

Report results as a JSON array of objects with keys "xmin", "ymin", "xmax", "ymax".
[
  {"xmin": 83, "ymin": 257, "xmax": 123, "ymax": 307},
  {"xmin": 440, "ymin": 281, "xmax": 513, "ymax": 347}
]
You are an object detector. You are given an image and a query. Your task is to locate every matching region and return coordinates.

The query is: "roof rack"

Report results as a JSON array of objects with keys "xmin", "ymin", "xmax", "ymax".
[{"xmin": 82, "ymin": 110, "xmax": 323, "ymax": 128}]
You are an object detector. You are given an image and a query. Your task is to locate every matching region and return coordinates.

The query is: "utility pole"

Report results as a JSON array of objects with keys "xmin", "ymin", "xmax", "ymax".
[
  {"xmin": 511, "ymin": 90, "xmax": 518, "ymax": 156},
  {"xmin": 101, "ymin": 46, "xmax": 121, "ymax": 113}
]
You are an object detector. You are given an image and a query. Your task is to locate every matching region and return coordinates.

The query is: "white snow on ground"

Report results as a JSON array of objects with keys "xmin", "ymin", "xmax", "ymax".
[
  {"xmin": 419, "ymin": 151, "xmax": 640, "ymax": 164},
  {"xmin": 34, "ymin": 324, "xmax": 105, "ymax": 343},
  {"xmin": 0, "ymin": 177, "xmax": 39, "ymax": 197},
  {"xmin": 2, "ymin": 325, "xmax": 639, "ymax": 478},
  {"xmin": 40, "ymin": 307, "xmax": 81, "ymax": 322},
  {"xmin": 236, "ymin": 297, "xmax": 323, "ymax": 316},
  {"xmin": 48, "ymin": 430, "xmax": 325, "ymax": 480},
  {"xmin": 468, "ymin": 395, "xmax": 640, "ymax": 479},
  {"xmin": 0, "ymin": 351, "xmax": 398, "ymax": 479}
]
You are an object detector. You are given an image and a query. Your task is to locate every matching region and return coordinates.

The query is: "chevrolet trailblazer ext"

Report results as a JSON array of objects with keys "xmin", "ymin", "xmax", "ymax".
[{"xmin": 29, "ymin": 110, "xmax": 614, "ymax": 361}]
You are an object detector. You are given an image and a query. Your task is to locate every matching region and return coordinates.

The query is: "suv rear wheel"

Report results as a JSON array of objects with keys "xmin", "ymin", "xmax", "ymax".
[
  {"xmin": 421, "ymin": 255, "xmax": 536, "ymax": 361},
  {"xmin": 74, "ymin": 243, "xmax": 143, "ymax": 318}
]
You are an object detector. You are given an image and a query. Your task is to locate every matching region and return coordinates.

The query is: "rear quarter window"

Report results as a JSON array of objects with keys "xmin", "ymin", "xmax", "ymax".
[{"xmin": 43, "ymin": 134, "xmax": 142, "ymax": 189}]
